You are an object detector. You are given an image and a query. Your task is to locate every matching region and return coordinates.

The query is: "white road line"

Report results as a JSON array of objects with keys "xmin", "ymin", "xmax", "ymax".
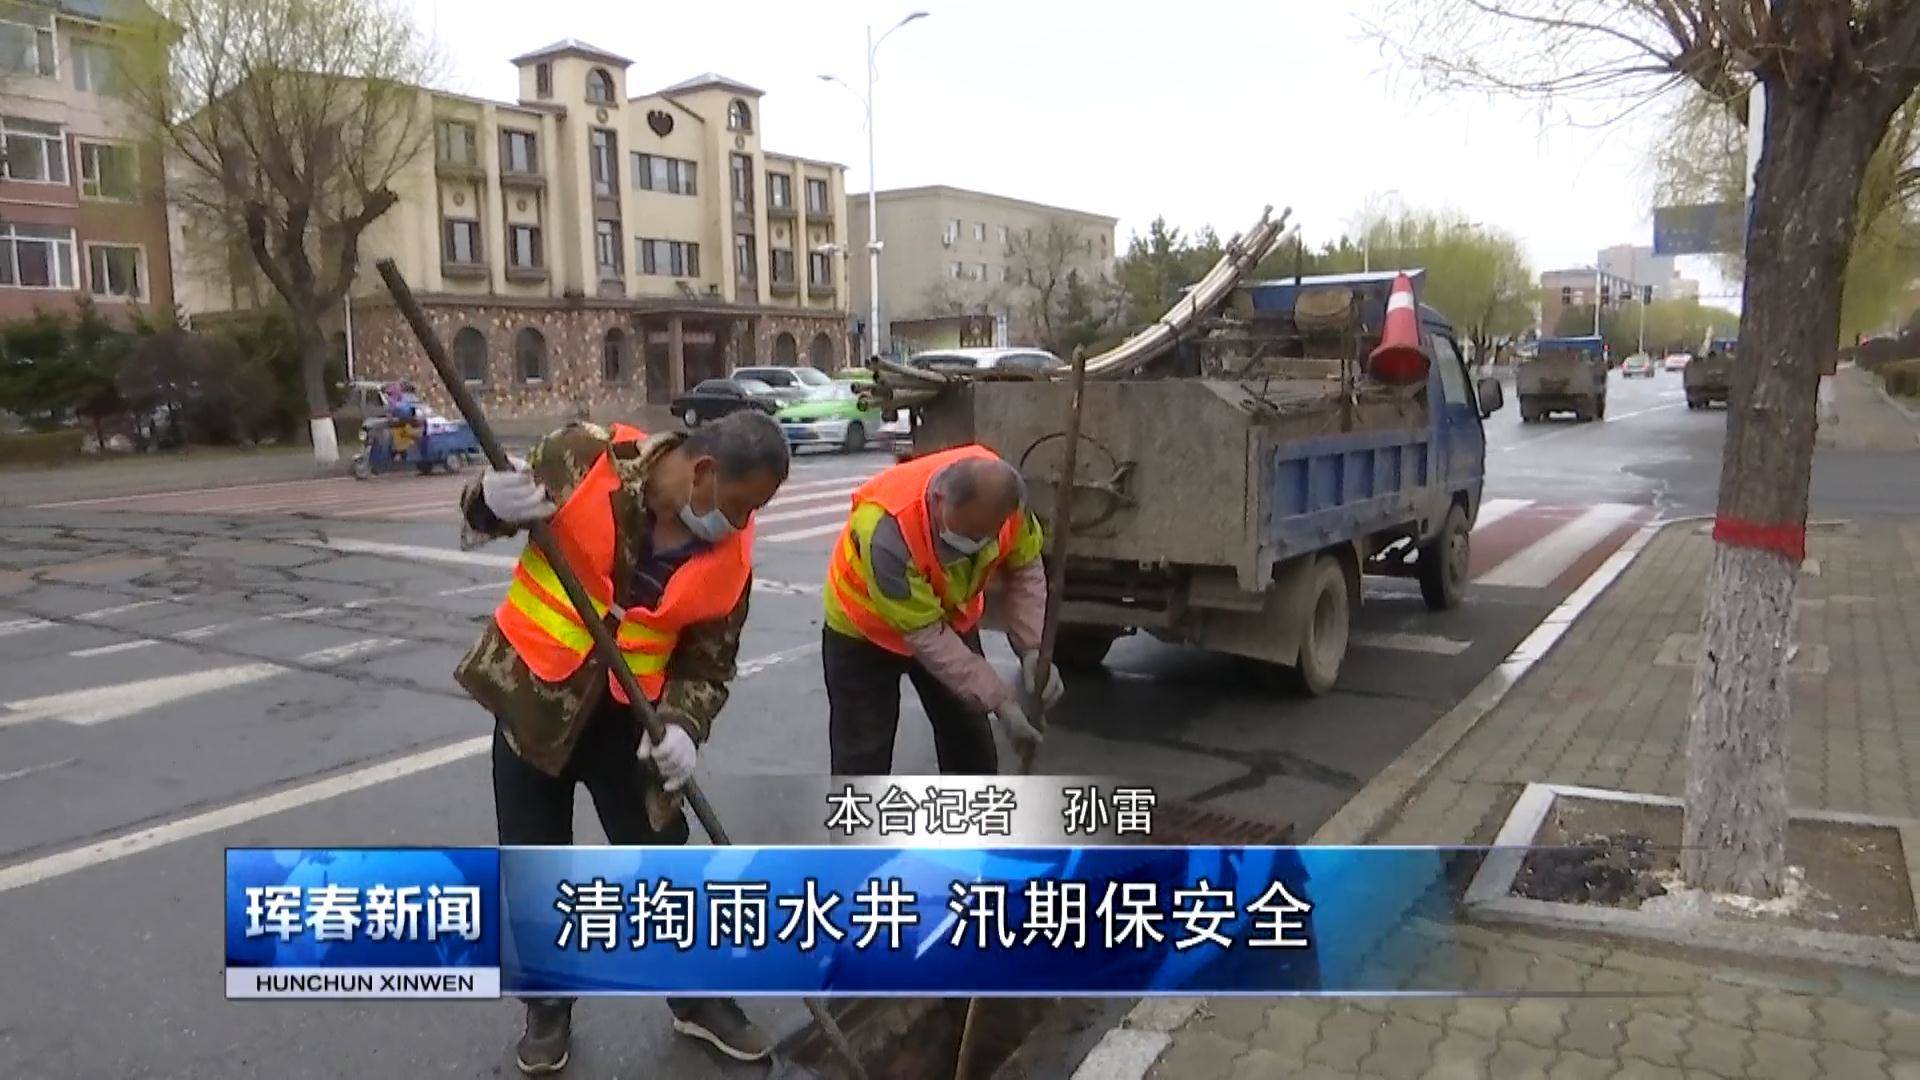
[
  {"xmin": 270, "ymin": 607, "xmax": 336, "ymax": 621},
  {"xmin": 1351, "ymin": 630, "xmax": 1471, "ymax": 656},
  {"xmin": 299, "ymin": 638, "xmax": 401, "ymax": 665},
  {"xmin": 77, "ymin": 598, "xmax": 174, "ymax": 621},
  {"xmin": 0, "ymin": 757, "xmax": 79, "ymax": 783},
  {"xmin": 773, "ymin": 475, "xmax": 878, "ymax": 495},
  {"xmin": 175, "ymin": 620, "xmax": 246, "ymax": 641},
  {"xmin": 0, "ymin": 662, "xmax": 286, "ymax": 728},
  {"xmin": 737, "ymin": 641, "xmax": 820, "ymax": 676},
  {"xmin": 68, "ymin": 640, "xmax": 161, "ymax": 659},
  {"xmin": 1473, "ymin": 498, "xmax": 1530, "ymax": 530},
  {"xmin": 755, "ymin": 502, "xmax": 848, "ymax": 526},
  {"xmin": 307, "ymin": 536, "xmax": 514, "ymax": 568},
  {"xmin": 761, "ymin": 522, "xmax": 845, "ymax": 544},
  {"xmin": 0, "ymin": 644, "xmax": 819, "ymax": 893},
  {"xmin": 1604, "ymin": 402, "xmax": 1684, "ymax": 424},
  {"xmin": 1476, "ymin": 503, "xmax": 1641, "ymax": 588},
  {"xmin": 765, "ymin": 485, "xmax": 859, "ymax": 510},
  {"xmin": 435, "ymin": 582, "xmax": 505, "ymax": 596},
  {"xmin": 0, "ymin": 618, "xmax": 53, "ymax": 638}
]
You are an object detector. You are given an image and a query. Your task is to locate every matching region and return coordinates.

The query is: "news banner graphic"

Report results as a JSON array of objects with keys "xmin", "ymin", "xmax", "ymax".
[{"xmin": 226, "ymin": 844, "xmax": 1464, "ymax": 999}]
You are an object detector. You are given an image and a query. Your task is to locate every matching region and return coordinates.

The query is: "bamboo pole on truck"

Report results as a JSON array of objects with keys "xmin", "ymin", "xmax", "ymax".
[
  {"xmin": 373, "ymin": 260, "xmax": 869, "ymax": 1080},
  {"xmin": 952, "ymin": 345, "xmax": 1091, "ymax": 1080}
]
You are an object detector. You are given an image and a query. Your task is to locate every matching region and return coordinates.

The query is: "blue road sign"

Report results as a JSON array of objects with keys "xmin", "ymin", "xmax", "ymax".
[{"xmin": 1653, "ymin": 202, "xmax": 1746, "ymax": 256}]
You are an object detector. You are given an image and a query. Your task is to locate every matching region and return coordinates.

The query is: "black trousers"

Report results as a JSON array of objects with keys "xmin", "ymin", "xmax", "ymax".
[
  {"xmin": 823, "ymin": 625, "xmax": 999, "ymax": 776},
  {"xmin": 492, "ymin": 694, "xmax": 699, "ymax": 1013}
]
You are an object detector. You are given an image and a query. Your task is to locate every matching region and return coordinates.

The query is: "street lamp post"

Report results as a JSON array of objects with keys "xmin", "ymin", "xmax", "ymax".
[
  {"xmin": 821, "ymin": 11, "xmax": 928, "ymax": 361},
  {"xmin": 814, "ymin": 242, "xmax": 855, "ymax": 367}
]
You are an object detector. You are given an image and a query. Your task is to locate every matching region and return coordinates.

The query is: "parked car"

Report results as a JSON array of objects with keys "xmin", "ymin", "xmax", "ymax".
[
  {"xmin": 670, "ymin": 378, "xmax": 782, "ymax": 426},
  {"xmin": 775, "ymin": 384, "xmax": 884, "ymax": 453},
  {"xmin": 906, "ymin": 347, "xmax": 1065, "ymax": 375},
  {"xmin": 1620, "ymin": 354, "xmax": 1657, "ymax": 378},
  {"xmin": 1663, "ymin": 352, "xmax": 1693, "ymax": 372},
  {"xmin": 733, "ymin": 365, "xmax": 841, "ymax": 401}
]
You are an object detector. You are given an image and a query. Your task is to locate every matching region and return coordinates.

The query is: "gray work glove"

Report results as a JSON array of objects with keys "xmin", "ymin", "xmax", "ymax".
[
  {"xmin": 480, "ymin": 457, "xmax": 555, "ymax": 524},
  {"xmin": 639, "ymin": 724, "xmax": 698, "ymax": 792},
  {"xmin": 1020, "ymin": 653, "xmax": 1065, "ymax": 710},
  {"xmin": 992, "ymin": 697, "xmax": 1043, "ymax": 749}
]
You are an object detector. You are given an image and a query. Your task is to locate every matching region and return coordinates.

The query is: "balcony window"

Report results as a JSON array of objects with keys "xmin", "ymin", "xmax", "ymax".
[
  {"xmin": 0, "ymin": 16, "xmax": 54, "ymax": 77},
  {"xmin": 0, "ymin": 223, "xmax": 77, "ymax": 289},
  {"xmin": 71, "ymin": 39, "xmax": 119, "ymax": 94},
  {"xmin": 589, "ymin": 129, "xmax": 618, "ymax": 197},
  {"xmin": 942, "ymin": 219, "xmax": 959, "ymax": 244},
  {"xmin": 534, "ymin": 62, "xmax": 551, "ymax": 99},
  {"xmin": 771, "ymin": 248, "xmax": 795, "ymax": 286},
  {"xmin": 637, "ymin": 238, "xmax": 698, "ymax": 277},
  {"xmin": 996, "ymin": 224, "xmax": 1009, "ymax": 246},
  {"xmin": 501, "ymin": 130, "xmax": 538, "ymax": 175},
  {"xmin": 78, "ymin": 141, "xmax": 137, "ymax": 201},
  {"xmin": 453, "ymin": 327, "xmax": 488, "ymax": 384},
  {"xmin": 603, "ymin": 327, "xmax": 627, "ymax": 382},
  {"xmin": 805, "ymin": 178, "xmax": 829, "ymax": 215},
  {"xmin": 507, "ymin": 224, "xmax": 542, "ymax": 269},
  {"xmin": 586, "ymin": 68, "xmax": 615, "ymax": 105},
  {"xmin": 730, "ymin": 153, "xmax": 753, "ymax": 213},
  {"xmin": 734, "ymin": 233, "xmax": 755, "ymax": 283},
  {"xmin": 86, "ymin": 243, "xmax": 143, "ymax": 300},
  {"xmin": 768, "ymin": 172, "xmax": 792, "ymax": 210},
  {"xmin": 972, "ymin": 222, "xmax": 985, "ymax": 242},
  {"xmin": 442, "ymin": 218, "xmax": 482, "ymax": 265},
  {"xmin": 808, "ymin": 251, "xmax": 832, "ymax": 286},
  {"xmin": 515, "ymin": 327, "xmax": 546, "ymax": 382},
  {"xmin": 594, "ymin": 219, "xmax": 621, "ymax": 277},
  {"xmin": 1, "ymin": 116, "xmax": 66, "ymax": 184},
  {"xmin": 435, "ymin": 120, "xmax": 478, "ymax": 167}
]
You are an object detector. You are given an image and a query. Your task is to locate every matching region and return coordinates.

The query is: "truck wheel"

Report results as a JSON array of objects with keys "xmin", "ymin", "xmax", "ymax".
[
  {"xmin": 1418, "ymin": 503, "xmax": 1470, "ymax": 612},
  {"xmin": 1054, "ymin": 629, "xmax": 1119, "ymax": 673},
  {"xmin": 1596, "ymin": 399, "xmax": 1607, "ymax": 420},
  {"xmin": 1290, "ymin": 555, "xmax": 1350, "ymax": 696}
]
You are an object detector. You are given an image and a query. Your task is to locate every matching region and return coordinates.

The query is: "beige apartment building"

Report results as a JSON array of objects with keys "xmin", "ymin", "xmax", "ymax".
[
  {"xmin": 0, "ymin": 0, "xmax": 174, "ymax": 324},
  {"xmin": 173, "ymin": 40, "xmax": 850, "ymax": 423},
  {"xmin": 849, "ymin": 186, "xmax": 1115, "ymax": 354}
]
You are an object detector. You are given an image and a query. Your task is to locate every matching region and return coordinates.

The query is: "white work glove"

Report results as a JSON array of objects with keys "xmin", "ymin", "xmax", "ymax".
[
  {"xmin": 1020, "ymin": 653, "xmax": 1065, "ymax": 710},
  {"xmin": 639, "ymin": 724, "xmax": 698, "ymax": 791},
  {"xmin": 992, "ymin": 697, "xmax": 1044, "ymax": 749},
  {"xmin": 480, "ymin": 457, "xmax": 555, "ymax": 524}
]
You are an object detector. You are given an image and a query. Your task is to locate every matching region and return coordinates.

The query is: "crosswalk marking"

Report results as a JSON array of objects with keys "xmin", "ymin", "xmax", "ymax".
[
  {"xmin": 1476, "ymin": 503, "xmax": 1643, "ymax": 588},
  {"xmin": 762, "ymin": 522, "xmax": 846, "ymax": 544},
  {"xmin": 77, "ymin": 598, "xmax": 176, "ymax": 621},
  {"xmin": 68, "ymin": 640, "xmax": 161, "ymax": 658},
  {"xmin": 1475, "ymin": 498, "xmax": 1529, "ymax": 530},
  {"xmin": 0, "ymin": 619, "xmax": 53, "ymax": 638},
  {"xmin": 1351, "ymin": 630, "xmax": 1471, "ymax": 656}
]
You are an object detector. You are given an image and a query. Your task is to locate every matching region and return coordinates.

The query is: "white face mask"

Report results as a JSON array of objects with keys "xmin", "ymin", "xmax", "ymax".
[
  {"xmin": 940, "ymin": 528, "xmax": 987, "ymax": 556},
  {"xmin": 678, "ymin": 470, "xmax": 736, "ymax": 542}
]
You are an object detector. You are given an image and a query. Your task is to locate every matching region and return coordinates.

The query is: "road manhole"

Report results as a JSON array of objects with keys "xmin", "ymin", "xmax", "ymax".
[{"xmin": 1147, "ymin": 801, "xmax": 1295, "ymax": 845}]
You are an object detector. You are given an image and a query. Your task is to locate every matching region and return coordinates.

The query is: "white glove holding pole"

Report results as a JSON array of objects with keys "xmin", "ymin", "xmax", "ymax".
[
  {"xmin": 639, "ymin": 724, "xmax": 698, "ymax": 791},
  {"xmin": 992, "ymin": 697, "xmax": 1043, "ymax": 748},
  {"xmin": 481, "ymin": 457, "xmax": 555, "ymax": 523},
  {"xmin": 1020, "ymin": 653, "xmax": 1065, "ymax": 710}
]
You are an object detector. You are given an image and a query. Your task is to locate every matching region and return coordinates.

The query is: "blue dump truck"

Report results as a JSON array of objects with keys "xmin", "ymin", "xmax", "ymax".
[{"xmin": 894, "ymin": 267, "xmax": 1505, "ymax": 693}]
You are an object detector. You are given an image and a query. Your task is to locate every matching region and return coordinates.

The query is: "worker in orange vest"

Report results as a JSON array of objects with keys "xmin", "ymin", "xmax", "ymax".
[
  {"xmin": 456, "ymin": 410, "xmax": 789, "ymax": 1075},
  {"xmin": 822, "ymin": 444, "xmax": 1063, "ymax": 775}
]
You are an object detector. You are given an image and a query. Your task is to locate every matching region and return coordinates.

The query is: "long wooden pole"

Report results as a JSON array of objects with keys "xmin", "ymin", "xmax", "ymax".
[{"xmin": 374, "ymin": 259, "xmax": 868, "ymax": 1080}]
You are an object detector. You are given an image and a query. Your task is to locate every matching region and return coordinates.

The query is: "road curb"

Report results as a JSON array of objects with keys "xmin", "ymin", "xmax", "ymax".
[{"xmin": 1055, "ymin": 515, "xmax": 1678, "ymax": 1080}]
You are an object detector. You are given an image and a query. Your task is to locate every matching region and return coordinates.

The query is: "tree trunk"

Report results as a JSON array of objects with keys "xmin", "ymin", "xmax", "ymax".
[
  {"xmin": 1682, "ymin": 89, "xmax": 1882, "ymax": 897},
  {"xmin": 296, "ymin": 316, "xmax": 339, "ymax": 465}
]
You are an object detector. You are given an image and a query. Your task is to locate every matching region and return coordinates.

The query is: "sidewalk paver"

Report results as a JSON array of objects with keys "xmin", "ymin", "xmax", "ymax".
[{"xmin": 1111, "ymin": 519, "xmax": 1920, "ymax": 1079}]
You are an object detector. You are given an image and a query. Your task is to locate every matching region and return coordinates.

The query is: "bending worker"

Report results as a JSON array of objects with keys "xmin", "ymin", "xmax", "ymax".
[
  {"xmin": 456, "ymin": 410, "xmax": 789, "ymax": 1075},
  {"xmin": 823, "ymin": 444, "xmax": 1064, "ymax": 774}
]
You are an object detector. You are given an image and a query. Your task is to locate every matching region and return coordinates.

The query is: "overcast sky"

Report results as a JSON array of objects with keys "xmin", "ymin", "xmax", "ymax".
[{"xmin": 410, "ymin": 0, "xmax": 1732, "ymax": 302}]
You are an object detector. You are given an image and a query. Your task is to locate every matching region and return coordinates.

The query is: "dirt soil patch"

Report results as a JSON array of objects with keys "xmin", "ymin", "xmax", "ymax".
[{"xmin": 1515, "ymin": 796, "xmax": 1916, "ymax": 940}]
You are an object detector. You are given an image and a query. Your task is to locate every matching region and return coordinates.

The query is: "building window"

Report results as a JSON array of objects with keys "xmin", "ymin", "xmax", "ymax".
[
  {"xmin": 0, "ymin": 223, "xmax": 77, "ymax": 289},
  {"xmin": 1561, "ymin": 286, "xmax": 1572, "ymax": 305},
  {"xmin": 975, "ymin": 262, "xmax": 988, "ymax": 281},
  {"xmin": 78, "ymin": 141, "xmax": 138, "ymax": 201},
  {"xmin": 1001, "ymin": 265, "xmax": 1017, "ymax": 283},
  {"xmin": 442, "ymin": 218, "xmax": 481, "ymax": 265},
  {"xmin": 1, "ymin": 116, "xmax": 67, "ymax": 183},
  {"xmin": 972, "ymin": 222, "xmax": 985, "ymax": 242},
  {"xmin": 637, "ymin": 238, "xmax": 698, "ymax": 277},
  {"xmin": 453, "ymin": 327, "xmax": 488, "ymax": 384},
  {"xmin": 950, "ymin": 261, "xmax": 964, "ymax": 280},
  {"xmin": 805, "ymin": 178, "xmax": 829, "ymax": 215},
  {"xmin": 730, "ymin": 153, "xmax": 753, "ymax": 213},
  {"xmin": 586, "ymin": 68, "xmax": 615, "ymax": 105},
  {"xmin": 515, "ymin": 327, "xmax": 547, "ymax": 382},
  {"xmin": 632, "ymin": 153, "xmax": 696, "ymax": 195},
  {"xmin": 727, "ymin": 98, "xmax": 751, "ymax": 132},
  {"xmin": 594, "ymin": 219, "xmax": 621, "ymax": 277},
  {"xmin": 589, "ymin": 129, "xmax": 618, "ymax": 197},
  {"xmin": 768, "ymin": 172, "xmax": 792, "ymax": 210},
  {"xmin": 808, "ymin": 250, "xmax": 832, "ymax": 287},
  {"xmin": 500, "ymin": 130, "xmax": 538, "ymax": 174},
  {"xmin": 534, "ymin": 62, "xmax": 551, "ymax": 99},
  {"xmin": 435, "ymin": 120, "xmax": 477, "ymax": 167},
  {"xmin": 0, "ymin": 15, "xmax": 55, "ymax": 77},
  {"xmin": 995, "ymin": 224, "xmax": 1009, "ymax": 246},
  {"xmin": 771, "ymin": 248, "xmax": 795, "ymax": 285},
  {"xmin": 942, "ymin": 219, "xmax": 959, "ymax": 245},
  {"xmin": 603, "ymin": 327, "xmax": 626, "ymax": 382},
  {"xmin": 735, "ymin": 233, "xmax": 756, "ymax": 283},
  {"xmin": 86, "ymin": 243, "xmax": 143, "ymax": 300},
  {"xmin": 71, "ymin": 39, "xmax": 118, "ymax": 93},
  {"xmin": 507, "ymin": 224, "xmax": 542, "ymax": 269}
]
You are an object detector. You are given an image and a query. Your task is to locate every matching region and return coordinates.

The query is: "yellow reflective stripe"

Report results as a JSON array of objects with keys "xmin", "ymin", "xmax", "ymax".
[
  {"xmin": 518, "ymin": 546, "xmax": 609, "ymax": 619},
  {"xmin": 1006, "ymin": 510, "xmax": 1045, "ymax": 567},
  {"xmin": 615, "ymin": 621, "xmax": 674, "ymax": 649},
  {"xmin": 624, "ymin": 650, "xmax": 668, "ymax": 676},
  {"xmin": 504, "ymin": 581, "xmax": 594, "ymax": 653}
]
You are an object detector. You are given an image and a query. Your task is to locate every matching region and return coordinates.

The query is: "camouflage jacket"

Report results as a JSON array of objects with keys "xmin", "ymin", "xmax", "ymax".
[{"xmin": 454, "ymin": 423, "xmax": 748, "ymax": 788}]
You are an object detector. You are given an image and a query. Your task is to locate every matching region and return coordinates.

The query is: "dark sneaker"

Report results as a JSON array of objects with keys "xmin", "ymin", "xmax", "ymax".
[
  {"xmin": 516, "ymin": 998, "xmax": 572, "ymax": 1075},
  {"xmin": 669, "ymin": 997, "xmax": 773, "ymax": 1062}
]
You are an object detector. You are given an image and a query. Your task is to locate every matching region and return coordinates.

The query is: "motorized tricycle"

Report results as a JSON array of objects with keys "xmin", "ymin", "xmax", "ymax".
[{"xmin": 349, "ymin": 381, "xmax": 483, "ymax": 478}]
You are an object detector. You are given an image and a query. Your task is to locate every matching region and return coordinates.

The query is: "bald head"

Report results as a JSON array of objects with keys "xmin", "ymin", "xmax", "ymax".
[{"xmin": 934, "ymin": 456, "xmax": 1027, "ymax": 546}]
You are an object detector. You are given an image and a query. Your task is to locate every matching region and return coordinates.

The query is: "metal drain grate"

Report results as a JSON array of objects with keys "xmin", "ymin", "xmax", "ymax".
[{"xmin": 1147, "ymin": 801, "xmax": 1295, "ymax": 845}]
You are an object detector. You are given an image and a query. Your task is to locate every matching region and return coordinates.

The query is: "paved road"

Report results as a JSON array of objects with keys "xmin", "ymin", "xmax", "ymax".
[{"xmin": 0, "ymin": 372, "xmax": 1873, "ymax": 1078}]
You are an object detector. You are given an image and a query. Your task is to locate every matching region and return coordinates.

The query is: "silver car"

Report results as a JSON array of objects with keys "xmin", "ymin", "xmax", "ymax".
[{"xmin": 905, "ymin": 348, "xmax": 1065, "ymax": 375}]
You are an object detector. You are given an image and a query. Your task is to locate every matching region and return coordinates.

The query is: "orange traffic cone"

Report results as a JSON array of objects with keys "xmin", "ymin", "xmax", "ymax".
[{"xmin": 1368, "ymin": 273, "xmax": 1431, "ymax": 386}]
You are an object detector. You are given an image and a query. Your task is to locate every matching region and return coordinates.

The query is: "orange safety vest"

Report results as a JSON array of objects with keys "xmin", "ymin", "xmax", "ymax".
[
  {"xmin": 494, "ymin": 424, "xmax": 754, "ymax": 704},
  {"xmin": 826, "ymin": 444, "xmax": 1022, "ymax": 656}
]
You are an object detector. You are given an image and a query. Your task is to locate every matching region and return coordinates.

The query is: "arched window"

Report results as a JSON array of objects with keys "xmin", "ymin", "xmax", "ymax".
[
  {"xmin": 586, "ymin": 68, "xmax": 615, "ymax": 105},
  {"xmin": 773, "ymin": 331, "xmax": 797, "ymax": 364},
  {"xmin": 727, "ymin": 98, "xmax": 752, "ymax": 133},
  {"xmin": 603, "ymin": 327, "xmax": 627, "ymax": 382},
  {"xmin": 515, "ymin": 327, "xmax": 546, "ymax": 383},
  {"xmin": 453, "ymin": 327, "xmax": 487, "ymax": 384},
  {"xmin": 808, "ymin": 332, "xmax": 833, "ymax": 369}
]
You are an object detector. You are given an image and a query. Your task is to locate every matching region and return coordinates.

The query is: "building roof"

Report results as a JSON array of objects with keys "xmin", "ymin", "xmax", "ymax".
[
  {"xmin": 655, "ymin": 72, "xmax": 765, "ymax": 97},
  {"xmin": 510, "ymin": 39, "xmax": 632, "ymax": 68},
  {"xmin": 855, "ymin": 185, "xmax": 1117, "ymax": 225}
]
